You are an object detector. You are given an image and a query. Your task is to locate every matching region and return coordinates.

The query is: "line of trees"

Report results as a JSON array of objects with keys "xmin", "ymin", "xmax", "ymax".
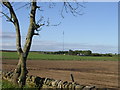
[
  {"xmin": 39, "ymin": 50, "xmax": 113, "ymax": 57},
  {"xmin": 68, "ymin": 50, "xmax": 92, "ymax": 56}
]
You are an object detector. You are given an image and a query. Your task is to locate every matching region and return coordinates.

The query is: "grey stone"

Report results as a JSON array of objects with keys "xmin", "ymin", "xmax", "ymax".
[
  {"xmin": 34, "ymin": 76, "xmax": 43, "ymax": 87},
  {"xmin": 44, "ymin": 78, "xmax": 53, "ymax": 86},
  {"xmin": 52, "ymin": 80, "xmax": 58, "ymax": 87},
  {"xmin": 71, "ymin": 83, "xmax": 76, "ymax": 89},
  {"xmin": 62, "ymin": 82, "xmax": 69, "ymax": 88},
  {"xmin": 75, "ymin": 85, "xmax": 81, "ymax": 88},
  {"xmin": 57, "ymin": 80, "xmax": 63, "ymax": 88},
  {"xmin": 75, "ymin": 85, "xmax": 85, "ymax": 90},
  {"xmin": 26, "ymin": 76, "xmax": 31, "ymax": 82},
  {"xmin": 63, "ymin": 81, "xmax": 68, "ymax": 84},
  {"xmin": 6, "ymin": 71, "xmax": 13, "ymax": 77},
  {"xmin": 44, "ymin": 78, "xmax": 48, "ymax": 84},
  {"xmin": 31, "ymin": 76, "xmax": 36, "ymax": 82},
  {"xmin": 68, "ymin": 83, "xmax": 73, "ymax": 89},
  {"xmin": 83, "ymin": 86, "xmax": 95, "ymax": 90},
  {"xmin": 64, "ymin": 83, "xmax": 69, "ymax": 88},
  {"xmin": 29, "ymin": 75, "xmax": 33, "ymax": 81}
]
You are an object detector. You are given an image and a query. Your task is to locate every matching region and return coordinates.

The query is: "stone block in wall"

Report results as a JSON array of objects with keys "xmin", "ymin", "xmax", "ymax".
[
  {"xmin": 82, "ymin": 85, "xmax": 96, "ymax": 90},
  {"xmin": 75, "ymin": 85, "xmax": 85, "ymax": 90},
  {"xmin": 51, "ymin": 80, "xmax": 62, "ymax": 87},
  {"xmin": 26, "ymin": 81, "xmax": 36, "ymax": 88},
  {"xmin": 44, "ymin": 78, "xmax": 55, "ymax": 86},
  {"xmin": 34, "ymin": 76, "xmax": 44, "ymax": 87},
  {"xmin": 51, "ymin": 80, "xmax": 58, "ymax": 87},
  {"xmin": 57, "ymin": 80, "xmax": 63, "ymax": 88},
  {"xmin": 26, "ymin": 75, "xmax": 45, "ymax": 88}
]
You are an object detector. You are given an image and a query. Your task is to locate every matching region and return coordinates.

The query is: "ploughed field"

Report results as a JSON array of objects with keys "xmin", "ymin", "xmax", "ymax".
[
  {"xmin": 2, "ymin": 51, "xmax": 118, "ymax": 88},
  {"xmin": 2, "ymin": 60, "xmax": 118, "ymax": 88}
]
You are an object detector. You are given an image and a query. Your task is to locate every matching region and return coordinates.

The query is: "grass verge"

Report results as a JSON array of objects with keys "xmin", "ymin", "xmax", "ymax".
[{"xmin": 2, "ymin": 80, "xmax": 39, "ymax": 90}]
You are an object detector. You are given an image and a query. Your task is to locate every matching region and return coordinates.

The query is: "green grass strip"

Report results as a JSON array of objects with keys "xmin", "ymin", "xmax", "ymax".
[{"xmin": 2, "ymin": 51, "xmax": 118, "ymax": 61}]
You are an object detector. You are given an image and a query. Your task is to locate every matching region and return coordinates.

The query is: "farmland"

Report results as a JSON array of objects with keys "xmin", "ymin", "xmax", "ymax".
[
  {"xmin": 1, "ymin": 51, "xmax": 118, "ymax": 61},
  {"xmin": 2, "ymin": 51, "xmax": 118, "ymax": 88}
]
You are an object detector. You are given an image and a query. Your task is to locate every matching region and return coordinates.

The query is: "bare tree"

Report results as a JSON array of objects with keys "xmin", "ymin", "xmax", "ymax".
[{"xmin": 1, "ymin": 0, "xmax": 85, "ymax": 87}]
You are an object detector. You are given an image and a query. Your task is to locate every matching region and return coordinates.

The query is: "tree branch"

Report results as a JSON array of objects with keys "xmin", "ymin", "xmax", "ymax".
[
  {"xmin": 3, "ymin": 1, "xmax": 23, "ymax": 55},
  {"xmin": 61, "ymin": 2, "xmax": 85, "ymax": 18},
  {"xmin": 33, "ymin": 33, "xmax": 39, "ymax": 35},
  {"xmin": 23, "ymin": 1, "xmax": 37, "ymax": 57},
  {"xmin": 0, "ymin": 11, "xmax": 14, "ymax": 23}
]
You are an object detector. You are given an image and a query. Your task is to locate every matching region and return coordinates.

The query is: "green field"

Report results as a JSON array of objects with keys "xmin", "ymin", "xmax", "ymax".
[{"xmin": 1, "ymin": 51, "xmax": 118, "ymax": 61}]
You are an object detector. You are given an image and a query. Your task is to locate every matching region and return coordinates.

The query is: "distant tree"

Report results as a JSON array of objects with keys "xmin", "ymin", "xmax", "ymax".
[
  {"xmin": 1, "ymin": 0, "xmax": 85, "ymax": 87},
  {"xmin": 84, "ymin": 50, "xmax": 92, "ymax": 56},
  {"xmin": 69, "ymin": 49, "xmax": 73, "ymax": 55},
  {"xmin": 104, "ymin": 53, "xmax": 112, "ymax": 57},
  {"xmin": 91, "ymin": 53, "xmax": 101, "ymax": 56}
]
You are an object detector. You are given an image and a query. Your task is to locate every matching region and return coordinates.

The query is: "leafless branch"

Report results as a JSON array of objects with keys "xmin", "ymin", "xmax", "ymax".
[
  {"xmin": 0, "ymin": 11, "xmax": 14, "ymax": 22},
  {"xmin": 51, "ymin": 22, "xmax": 61, "ymax": 26},
  {"xmin": 61, "ymin": 2, "xmax": 85, "ymax": 18},
  {"xmin": 37, "ymin": 16, "xmax": 44, "ymax": 24},
  {"xmin": 64, "ymin": 2, "xmax": 68, "ymax": 13},
  {"xmin": 3, "ymin": 1, "xmax": 23, "ymax": 54},
  {"xmin": 61, "ymin": 3, "xmax": 65, "ymax": 18},
  {"xmin": 15, "ymin": 3, "xmax": 31, "ymax": 11},
  {"xmin": 49, "ymin": 2, "xmax": 56, "ymax": 8},
  {"xmin": 46, "ymin": 18, "xmax": 50, "ymax": 26},
  {"xmin": 1, "ymin": 2, "xmax": 31, "ymax": 18}
]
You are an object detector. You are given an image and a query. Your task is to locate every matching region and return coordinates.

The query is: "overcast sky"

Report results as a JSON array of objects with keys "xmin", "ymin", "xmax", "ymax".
[{"xmin": 1, "ymin": 2, "xmax": 118, "ymax": 54}]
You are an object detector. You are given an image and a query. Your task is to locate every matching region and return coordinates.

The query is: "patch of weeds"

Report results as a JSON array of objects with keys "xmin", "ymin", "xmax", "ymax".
[
  {"xmin": 2, "ymin": 80, "xmax": 40, "ymax": 90},
  {"xmin": 2, "ymin": 80, "xmax": 19, "ymax": 89}
]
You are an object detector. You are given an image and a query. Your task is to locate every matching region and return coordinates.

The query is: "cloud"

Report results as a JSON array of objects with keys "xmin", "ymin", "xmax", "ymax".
[
  {"xmin": 1, "ymin": 32, "xmax": 16, "ymax": 39},
  {"xmin": 1, "ymin": 32, "xmax": 25, "ymax": 39},
  {"xmin": 1, "ymin": 39, "xmax": 118, "ymax": 54},
  {"xmin": 64, "ymin": 43, "xmax": 118, "ymax": 53},
  {"xmin": 31, "ymin": 41, "xmax": 118, "ymax": 53}
]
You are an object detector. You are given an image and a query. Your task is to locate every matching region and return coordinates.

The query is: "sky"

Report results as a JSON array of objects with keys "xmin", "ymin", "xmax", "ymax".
[{"xmin": 1, "ymin": 2, "xmax": 118, "ymax": 54}]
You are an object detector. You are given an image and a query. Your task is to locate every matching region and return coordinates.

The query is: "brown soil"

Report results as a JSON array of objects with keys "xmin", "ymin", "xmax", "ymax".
[{"xmin": 2, "ymin": 60, "xmax": 118, "ymax": 88}]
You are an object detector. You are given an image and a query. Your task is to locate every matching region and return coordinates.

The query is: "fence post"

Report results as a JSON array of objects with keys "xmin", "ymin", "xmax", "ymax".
[{"xmin": 70, "ymin": 74, "xmax": 74, "ymax": 82}]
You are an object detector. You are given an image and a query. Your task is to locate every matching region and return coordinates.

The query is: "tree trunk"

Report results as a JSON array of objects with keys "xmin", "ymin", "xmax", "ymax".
[
  {"xmin": 12, "ymin": 59, "xmax": 21, "ymax": 84},
  {"xmin": 18, "ymin": 55, "xmax": 28, "ymax": 87},
  {"xmin": 12, "ymin": 53, "xmax": 28, "ymax": 87},
  {"xmin": 3, "ymin": 1, "xmax": 37, "ymax": 87}
]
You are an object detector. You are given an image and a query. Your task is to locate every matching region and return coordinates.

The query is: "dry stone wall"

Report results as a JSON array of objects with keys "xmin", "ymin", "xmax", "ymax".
[{"xmin": 2, "ymin": 71, "xmax": 99, "ymax": 90}]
